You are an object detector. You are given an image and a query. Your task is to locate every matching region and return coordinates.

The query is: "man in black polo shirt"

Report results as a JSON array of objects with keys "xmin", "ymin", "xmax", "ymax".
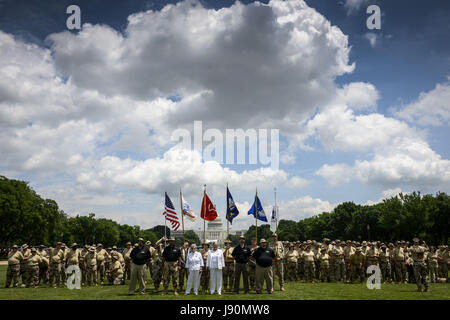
[
  {"xmin": 252, "ymin": 238, "xmax": 275, "ymax": 294},
  {"xmin": 128, "ymin": 238, "xmax": 151, "ymax": 295},
  {"xmin": 232, "ymin": 235, "xmax": 251, "ymax": 294},
  {"xmin": 162, "ymin": 237, "xmax": 181, "ymax": 295}
]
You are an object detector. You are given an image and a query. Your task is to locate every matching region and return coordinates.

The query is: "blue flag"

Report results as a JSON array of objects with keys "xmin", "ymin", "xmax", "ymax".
[
  {"xmin": 226, "ymin": 187, "xmax": 239, "ymax": 224},
  {"xmin": 248, "ymin": 194, "xmax": 267, "ymax": 222}
]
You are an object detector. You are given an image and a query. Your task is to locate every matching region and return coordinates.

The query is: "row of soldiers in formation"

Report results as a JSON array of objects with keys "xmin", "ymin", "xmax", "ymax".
[{"xmin": 5, "ymin": 234, "xmax": 450, "ymax": 293}]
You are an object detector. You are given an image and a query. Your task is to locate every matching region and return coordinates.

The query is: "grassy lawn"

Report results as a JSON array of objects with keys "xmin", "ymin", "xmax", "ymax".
[{"xmin": 0, "ymin": 265, "xmax": 448, "ymax": 300}]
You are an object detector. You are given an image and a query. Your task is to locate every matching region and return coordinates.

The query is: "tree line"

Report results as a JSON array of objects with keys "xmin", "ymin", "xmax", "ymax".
[{"xmin": 0, "ymin": 175, "xmax": 448, "ymax": 248}]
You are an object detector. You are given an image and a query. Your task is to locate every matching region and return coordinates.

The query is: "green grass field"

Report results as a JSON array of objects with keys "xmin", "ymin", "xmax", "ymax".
[{"xmin": 0, "ymin": 265, "xmax": 448, "ymax": 300}]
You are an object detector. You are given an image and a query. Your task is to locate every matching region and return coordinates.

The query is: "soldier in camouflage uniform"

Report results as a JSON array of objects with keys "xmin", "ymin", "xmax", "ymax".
[
  {"xmin": 222, "ymin": 240, "xmax": 235, "ymax": 292},
  {"xmin": 409, "ymin": 238, "xmax": 429, "ymax": 292},
  {"xmin": 200, "ymin": 243, "xmax": 210, "ymax": 294},
  {"xmin": 26, "ymin": 248, "xmax": 42, "ymax": 288},
  {"xmin": 283, "ymin": 242, "xmax": 289, "ymax": 282},
  {"xmin": 48, "ymin": 242, "xmax": 64, "ymax": 287},
  {"xmin": 269, "ymin": 233, "xmax": 285, "ymax": 291},
  {"xmin": 162, "ymin": 238, "xmax": 181, "ymax": 295},
  {"xmin": 85, "ymin": 247, "xmax": 98, "ymax": 286},
  {"xmin": 426, "ymin": 246, "xmax": 438, "ymax": 283},
  {"xmin": 179, "ymin": 240, "xmax": 190, "ymax": 292},
  {"xmin": 152, "ymin": 237, "xmax": 166, "ymax": 292},
  {"xmin": 20, "ymin": 244, "xmax": 31, "ymax": 287},
  {"xmin": 331, "ymin": 240, "xmax": 345, "ymax": 282},
  {"xmin": 38, "ymin": 245, "xmax": 49, "ymax": 285},
  {"xmin": 349, "ymin": 247, "xmax": 365, "ymax": 283},
  {"xmin": 285, "ymin": 244, "xmax": 298, "ymax": 281},
  {"xmin": 378, "ymin": 244, "xmax": 391, "ymax": 283},
  {"xmin": 79, "ymin": 245, "xmax": 88, "ymax": 285},
  {"xmin": 122, "ymin": 242, "xmax": 133, "ymax": 280},
  {"xmin": 343, "ymin": 241, "xmax": 354, "ymax": 283},
  {"xmin": 392, "ymin": 241, "xmax": 407, "ymax": 283},
  {"xmin": 318, "ymin": 247, "xmax": 330, "ymax": 282},
  {"xmin": 96, "ymin": 244, "xmax": 107, "ymax": 284},
  {"xmin": 60, "ymin": 243, "xmax": 68, "ymax": 285},
  {"xmin": 248, "ymin": 237, "xmax": 258, "ymax": 291},
  {"xmin": 5, "ymin": 245, "xmax": 23, "ymax": 288},
  {"xmin": 302, "ymin": 243, "xmax": 315, "ymax": 282}
]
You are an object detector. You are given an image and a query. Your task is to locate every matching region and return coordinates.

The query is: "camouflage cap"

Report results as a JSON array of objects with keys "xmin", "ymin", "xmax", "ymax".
[
  {"xmin": 31, "ymin": 248, "xmax": 37, "ymax": 252},
  {"xmin": 331, "ymin": 241, "xmax": 335, "ymax": 245},
  {"xmin": 203, "ymin": 242, "xmax": 210, "ymax": 246},
  {"xmin": 347, "ymin": 240, "xmax": 351, "ymax": 243},
  {"xmin": 107, "ymin": 247, "xmax": 112, "ymax": 250},
  {"xmin": 146, "ymin": 241, "xmax": 151, "ymax": 245},
  {"xmin": 61, "ymin": 243, "xmax": 66, "ymax": 247},
  {"xmin": 272, "ymin": 233, "xmax": 277, "ymax": 237},
  {"xmin": 97, "ymin": 243, "xmax": 103, "ymax": 247},
  {"xmin": 413, "ymin": 237, "xmax": 419, "ymax": 243},
  {"xmin": 71, "ymin": 243, "xmax": 78, "ymax": 248},
  {"xmin": 89, "ymin": 247, "xmax": 95, "ymax": 252},
  {"xmin": 169, "ymin": 237, "xmax": 175, "ymax": 241},
  {"xmin": 307, "ymin": 240, "xmax": 312, "ymax": 244},
  {"xmin": 137, "ymin": 238, "xmax": 144, "ymax": 242},
  {"xmin": 12, "ymin": 245, "xmax": 18, "ymax": 249},
  {"xmin": 39, "ymin": 245, "xmax": 45, "ymax": 248},
  {"xmin": 362, "ymin": 241, "xmax": 367, "ymax": 245},
  {"xmin": 112, "ymin": 254, "xmax": 119, "ymax": 260},
  {"xmin": 126, "ymin": 242, "xmax": 132, "ymax": 245},
  {"xmin": 134, "ymin": 243, "xmax": 138, "ymax": 247},
  {"xmin": 320, "ymin": 247, "xmax": 327, "ymax": 251},
  {"xmin": 112, "ymin": 246, "xmax": 117, "ymax": 250},
  {"xmin": 260, "ymin": 238, "xmax": 267, "ymax": 243},
  {"xmin": 356, "ymin": 247, "xmax": 362, "ymax": 252},
  {"xmin": 336, "ymin": 239, "xmax": 341, "ymax": 243},
  {"xmin": 239, "ymin": 236, "xmax": 245, "ymax": 239},
  {"xmin": 224, "ymin": 240, "xmax": 231, "ymax": 243},
  {"xmin": 22, "ymin": 244, "xmax": 28, "ymax": 249},
  {"xmin": 56, "ymin": 242, "xmax": 62, "ymax": 246},
  {"xmin": 84, "ymin": 245, "xmax": 89, "ymax": 249}
]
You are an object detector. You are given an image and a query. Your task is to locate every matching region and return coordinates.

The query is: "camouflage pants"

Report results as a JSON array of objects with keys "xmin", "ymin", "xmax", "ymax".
[
  {"xmin": 179, "ymin": 263, "xmax": 188, "ymax": 290},
  {"xmin": 283, "ymin": 261, "xmax": 287, "ymax": 281},
  {"xmin": 314, "ymin": 261, "xmax": 320, "ymax": 280},
  {"xmin": 272, "ymin": 261, "xmax": 284, "ymax": 288},
  {"xmin": 79, "ymin": 264, "xmax": 86, "ymax": 284},
  {"xmin": 201, "ymin": 266, "xmax": 210, "ymax": 292},
  {"xmin": 48, "ymin": 263, "xmax": 61, "ymax": 286},
  {"xmin": 97, "ymin": 260, "xmax": 105, "ymax": 283},
  {"xmin": 333, "ymin": 259, "xmax": 345, "ymax": 282},
  {"xmin": 297, "ymin": 261, "xmax": 304, "ymax": 281},
  {"xmin": 380, "ymin": 262, "xmax": 391, "ymax": 282},
  {"xmin": 394, "ymin": 261, "xmax": 407, "ymax": 283},
  {"xmin": 26, "ymin": 265, "xmax": 40, "ymax": 287},
  {"xmin": 304, "ymin": 261, "xmax": 315, "ymax": 282},
  {"xmin": 428, "ymin": 264, "xmax": 438, "ymax": 283},
  {"xmin": 345, "ymin": 260, "xmax": 352, "ymax": 281},
  {"xmin": 163, "ymin": 261, "xmax": 179, "ymax": 291},
  {"xmin": 247, "ymin": 262, "xmax": 255, "ymax": 290},
  {"xmin": 124, "ymin": 260, "xmax": 131, "ymax": 280},
  {"xmin": 329, "ymin": 259, "xmax": 335, "ymax": 281},
  {"xmin": 20, "ymin": 264, "xmax": 27, "ymax": 285},
  {"xmin": 108, "ymin": 274, "xmax": 124, "ymax": 285},
  {"xmin": 86, "ymin": 264, "xmax": 97, "ymax": 286},
  {"xmin": 39, "ymin": 265, "xmax": 49, "ymax": 284},
  {"xmin": 319, "ymin": 264, "xmax": 330, "ymax": 282},
  {"xmin": 351, "ymin": 265, "xmax": 365, "ymax": 283},
  {"xmin": 60, "ymin": 261, "xmax": 66, "ymax": 284},
  {"xmin": 5, "ymin": 264, "xmax": 20, "ymax": 288},
  {"xmin": 413, "ymin": 262, "xmax": 428, "ymax": 289},
  {"xmin": 223, "ymin": 262, "xmax": 235, "ymax": 291},
  {"xmin": 286, "ymin": 262, "xmax": 298, "ymax": 281},
  {"xmin": 152, "ymin": 259, "xmax": 163, "ymax": 290}
]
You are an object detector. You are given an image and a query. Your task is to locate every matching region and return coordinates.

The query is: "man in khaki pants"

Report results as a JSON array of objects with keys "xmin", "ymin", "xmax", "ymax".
[
  {"xmin": 128, "ymin": 238, "xmax": 151, "ymax": 295},
  {"xmin": 252, "ymin": 239, "xmax": 275, "ymax": 294}
]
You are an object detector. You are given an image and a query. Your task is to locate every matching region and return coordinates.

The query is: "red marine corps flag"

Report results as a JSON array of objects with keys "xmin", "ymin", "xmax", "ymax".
[{"xmin": 200, "ymin": 185, "xmax": 217, "ymax": 243}]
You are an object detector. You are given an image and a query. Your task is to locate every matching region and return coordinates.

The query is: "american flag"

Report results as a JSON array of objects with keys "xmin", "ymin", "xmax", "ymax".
[{"xmin": 163, "ymin": 192, "xmax": 180, "ymax": 231}]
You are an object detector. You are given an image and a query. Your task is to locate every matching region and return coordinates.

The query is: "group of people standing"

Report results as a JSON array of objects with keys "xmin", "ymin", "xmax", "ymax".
[{"xmin": 5, "ymin": 235, "xmax": 449, "ymax": 294}]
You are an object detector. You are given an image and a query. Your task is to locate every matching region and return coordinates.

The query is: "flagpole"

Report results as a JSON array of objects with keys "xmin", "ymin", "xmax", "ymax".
[
  {"xmin": 274, "ymin": 187, "xmax": 278, "ymax": 234},
  {"xmin": 203, "ymin": 184, "xmax": 206, "ymax": 244},
  {"xmin": 226, "ymin": 183, "xmax": 229, "ymax": 240},
  {"xmin": 164, "ymin": 193, "xmax": 167, "ymax": 239},
  {"xmin": 180, "ymin": 188, "xmax": 185, "ymax": 242},
  {"xmin": 255, "ymin": 188, "xmax": 258, "ymax": 243}
]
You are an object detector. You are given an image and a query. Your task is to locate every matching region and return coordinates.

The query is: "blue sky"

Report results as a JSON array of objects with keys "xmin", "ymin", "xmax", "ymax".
[{"xmin": 0, "ymin": 0, "xmax": 449, "ymax": 231}]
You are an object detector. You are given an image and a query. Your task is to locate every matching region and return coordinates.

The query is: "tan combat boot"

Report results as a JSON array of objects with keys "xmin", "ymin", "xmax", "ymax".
[{"xmin": 174, "ymin": 290, "xmax": 179, "ymax": 296}]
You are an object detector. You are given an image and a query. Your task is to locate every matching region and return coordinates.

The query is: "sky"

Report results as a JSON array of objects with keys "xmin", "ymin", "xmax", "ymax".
[{"xmin": 1, "ymin": 0, "xmax": 449, "ymax": 232}]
